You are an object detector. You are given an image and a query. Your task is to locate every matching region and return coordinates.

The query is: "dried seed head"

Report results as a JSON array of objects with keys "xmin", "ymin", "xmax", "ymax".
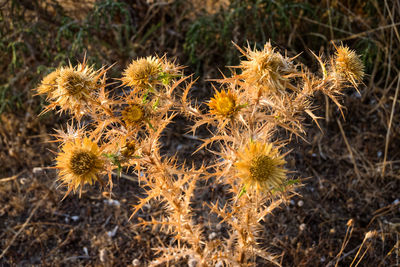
[
  {"xmin": 364, "ymin": 230, "xmax": 378, "ymax": 240},
  {"xmin": 57, "ymin": 68, "xmax": 96, "ymax": 96},
  {"xmin": 37, "ymin": 69, "xmax": 61, "ymax": 97},
  {"xmin": 121, "ymin": 56, "xmax": 161, "ymax": 88},
  {"xmin": 208, "ymin": 90, "xmax": 240, "ymax": 118},
  {"xmin": 70, "ymin": 151, "xmax": 98, "ymax": 175},
  {"xmin": 235, "ymin": 141, "xmax": 287, "ymax": 191},
  {"xmin": 56, "ymin": 137, "xmax": 104, "ymax": 197},
  {"xmin": 239, "ymin": 42, "xmax": 294, "ymax": 93},
  {"xmin": 121, "ymin": 104, "xmax": 145, "ymax": 126},
  {"xmin": 44, "ymin": 59, "xmax": 105, "ymax": 119},
  {"xmin": 334, "ymin": 45, "xmax": 364, "ymax": 86},
  {"xmin": 121, "ymin": 140, "xmax": 136, "ymax": 158},
  {"xmin": 347, "ymin": 219, "xmax": 354, "ymax": 227}
]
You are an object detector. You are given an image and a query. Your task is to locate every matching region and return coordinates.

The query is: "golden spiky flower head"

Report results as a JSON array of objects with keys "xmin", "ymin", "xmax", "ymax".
[
  {"xmin": 121, "ymin": 56, "xmax": 162, "ymax": 89},
  {"xmin": 208, "ymin": 90, "xmax": 240, "ymax": 118},
  {"xmin": 55, "ymin": 65, "xmax": 95, "ymax": 103},
  {"xmin": 239, "ymin": 42, "xmax": 295, "ymax": 94},
  {"xmin": 46, "ymin": 59, "xmax": 105, "ymax": 118},
  {"xmin": 36, "ymin": 68, "xmax": 61, "ymax": 98},
  {"xmin": 121, "ymin": 103, "xmax": 147, "ymax": 127},
  {"xmin": 56, "ymin": 137, "xmax": 104, "ymax": 197},
  {"xmin": 235, "ymin": 141, "xmax": 287, "ymax": 192},
  {"xmin": 333, "ymin": 45, "xmax": 364, "ymax": 87}
]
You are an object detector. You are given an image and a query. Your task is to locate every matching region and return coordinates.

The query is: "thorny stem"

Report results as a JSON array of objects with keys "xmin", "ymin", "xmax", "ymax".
[
  {"xmin": 91, "ymin": 98, "xmax": 115, "ymax": 118},
  {"xmin": 248, "ymin": 98, "xmax": 259, "ymax": 140},
  {"xmin": 147, "ymin": 153, "xmax": 174, "ymax": 187},
  {"xmin": 145, "ymin": 150, "xmax": 203, "ymax": 254}
]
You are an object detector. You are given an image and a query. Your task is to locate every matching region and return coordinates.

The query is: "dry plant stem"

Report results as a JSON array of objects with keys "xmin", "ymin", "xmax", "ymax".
[
  {"xmin": 146, "ymin": 152, "xmax": 175, "ymax": 190},
  {"xmin": 350, "ymin": 236, "xmax": 372, "ymax": 267},
  {"xmin": 353, "ymin": 242, "xmax": 373, "ymax": 267},
  {"xmin": 92, "ymin": 98, "xmax": 114, "ymax": 118},
  {"xmin": 334, "ymin": 220, "xmax": 354, "ymax": 267},
  {"xmin": 367, "ymin": 201, "xmax": 400, "ymax": 229},
  {"xmin": 325, "ymin": 94, "xmax": 330, "ymax": 122},
  {"xmin": 302, "ymin": 15, "xmax": 400, "ymax": 42},
  {"xmin": 237, "ymin": 194, "xmax": 260, "ymax": 264},
  {"xmin": 337, "ymin": 119, "xmax": 361, "ymax": 180},
  {"xmin": 143, "ymin": 150, "xmax": 204, "ymax": 259},
  {"xmin": 384, "ymin": 0, "xmax": 400, "ymax": 43},
  {"xmin": 327, "ymin": 244, "xmax": 360, "ymax": 267},
  {"xmin": 381, "ymin": 74, "xmax": 400, "ymax": 176},
  {"xmin": 111, "ymin": 171, "xmax": 137, "ymax": 182},
  {"xmin": 381, "ymin": 239, "xmax": 400, "ymax": 266},
  {"xmin": 0, "ymin": 174, "xmax": 20, "ymax": 183},
  {"xmin": 0, "ymin": 170, "xmax": 28, "ymax": 183}
]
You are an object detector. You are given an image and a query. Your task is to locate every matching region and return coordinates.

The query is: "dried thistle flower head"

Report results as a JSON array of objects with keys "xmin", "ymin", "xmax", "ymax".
[
  {"xmin": 36, "ymin": 69, "xmax": 61, "ymax": 98},
  {"xmin": 121, "ymin": 104, "xmax": 146, "ymax": 126},
  {"xmin": 56, "ymin": 137, "xmax": 104, "ymax": 197},
  {"xmin": 239, "ymin": 42, "xmax": 295, "ymax": 93},
  {"xmin": 235, "ymin": 141, "xmax": 287, "ymax": 192},
  {"xmin": 45, "ymin": 59, "xmax": 105, "ymax": 118},
  {"xmin": 334, "ymin": 45, "xmax": 364, "ymax": 87},
  {"xmin": 121, "ymin": 140, "xmax": 136, "ymax": 158},
  {"xmin": 208, "ymin": 90, "xmax": 240, "ymax": 118},
  {"xmin": 57, "ymin": 67, "xmax": 96, "ymax": 96},
  {"xmin": 121, "ymin": 56, "xmax": 161, "ymax": 89}
]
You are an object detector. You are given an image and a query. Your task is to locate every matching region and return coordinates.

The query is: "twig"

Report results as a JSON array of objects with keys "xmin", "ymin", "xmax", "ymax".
[
  {"xmin": 350, "ymin": 231, "xmax": 377, "ymax": 267},
  {"xmin": 382, "ymin": 75, "xmax": 400, "ymax": 176},
  {"xmin": 0, "ymin": 171, "xmax": 25, "ymax": 183},
  {"xmin": 332, "ymin": 219, "xmax": 354, "ymax": 267},
  {"xmin": 326, "ymin": 244, "xmax": 361, "ymax": 267},
  {"xmin": 301, "ymin": 16, "xmax": 400, "ymax": 42},
  {"xmin": 353, "ymin": 243, "xmax": 372, "ymax": 267},
  {"xmin": 384, "ymin": 0, "xmax": 400, "ymax": 44},
  {"xmin": 112, "ymin": 171, "xmax": 137, "ymax": 182},
  {"xmin": 0, "ymin": 175, "xmax": 18, "ymax": 183}
]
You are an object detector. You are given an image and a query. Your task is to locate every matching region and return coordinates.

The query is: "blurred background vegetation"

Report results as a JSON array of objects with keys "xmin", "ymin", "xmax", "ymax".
[
  {"xmin": 1, "ymin": 0, "xmax": 392, "ymax": 115},
  {"xmin": 1, "ymin": 0, "xmax": 399, "ymax": 265}
]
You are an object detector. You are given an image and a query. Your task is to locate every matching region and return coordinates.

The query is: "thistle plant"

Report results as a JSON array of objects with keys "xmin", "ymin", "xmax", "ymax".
[{"xmin": 36, "ymin": 42, "xmax": 363, "ymax": 266}]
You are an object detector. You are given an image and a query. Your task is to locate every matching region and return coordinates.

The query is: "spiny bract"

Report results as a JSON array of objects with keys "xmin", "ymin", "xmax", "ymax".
[{"xmin": 36, "ymin": 68, "xmax": 61, "ymax": 98}]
